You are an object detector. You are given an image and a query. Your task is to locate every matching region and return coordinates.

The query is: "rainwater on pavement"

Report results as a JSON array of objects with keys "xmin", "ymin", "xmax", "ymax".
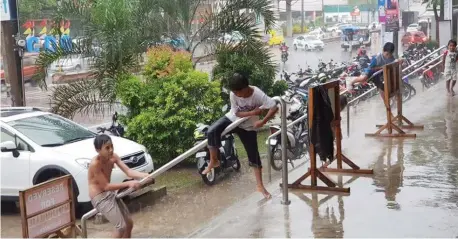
[{"xmin": 191, "ymin": 82, "xmax": 458, "ymax": 238}]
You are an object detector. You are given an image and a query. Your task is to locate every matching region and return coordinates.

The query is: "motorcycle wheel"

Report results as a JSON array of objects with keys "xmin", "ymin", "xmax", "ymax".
[
  {"xmin": 201, "ymin": 167, "xmax": 216, "ymax": 186},
  {"xmin": 408, "ymin": 83, "xmax": 417, "ymax": 96},
  {"xmin": 402, "ymin": 84, "xmax": 412, "ymax": 102},
  {"xmin": 270, "ymin": 145, "xmax": 283, "ymax": 171},
  {"xmin": 231, "ymin": 149, "xmax": 241, "ymax": 171}
]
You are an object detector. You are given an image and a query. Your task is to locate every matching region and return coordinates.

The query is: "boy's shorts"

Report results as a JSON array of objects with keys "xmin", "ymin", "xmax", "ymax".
[
  {"xmin": 207, "ymin": 116, "xmax": 262, "ymax": 168},
  {"xmin": 445, "ymin": 70, "xmax": 457, "ymax": 81},
  {"xmin": 91, "ymin": 191, "xmax": 131, "ymax": 232}
]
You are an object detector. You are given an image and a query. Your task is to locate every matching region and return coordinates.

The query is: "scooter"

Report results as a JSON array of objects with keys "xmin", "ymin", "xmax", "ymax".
[
  {"xmin": 269, "ymin": 90, "xmax": 309, "ymax": 171},
  {"xmin": 194, "ymin": 123, "xmax": 241, "ymax": 185},
  {"xmin": 97, "ymin": 112, "xmax": 125, "ymax": 137},
  {"xmin": 281, "ymin": 51, "xmax": 288, "ymax": 63}
]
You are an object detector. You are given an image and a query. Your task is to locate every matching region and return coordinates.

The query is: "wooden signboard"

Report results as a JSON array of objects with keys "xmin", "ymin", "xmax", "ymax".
[
  {"xmin": 19, "ymin": 175, "xmax": 80, "ymax": 238},
  {"xmin": 366, "ymin": 61, "xmax": 424, "ymax": 137},
  {"xmin": 288, "ymin": 81, "xmax": 372, "ymax": 193}
]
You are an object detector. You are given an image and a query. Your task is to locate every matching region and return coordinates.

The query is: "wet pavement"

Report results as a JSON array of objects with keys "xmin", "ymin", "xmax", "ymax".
[{"xmin": 192, "ymin": 82, "xmax": 458, "ymax": 238}]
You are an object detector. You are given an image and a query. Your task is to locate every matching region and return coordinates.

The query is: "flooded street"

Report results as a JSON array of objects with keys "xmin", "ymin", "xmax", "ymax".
[{"xmin": 193, "ymin": 82, "xmax": 458, "ymax": 237}]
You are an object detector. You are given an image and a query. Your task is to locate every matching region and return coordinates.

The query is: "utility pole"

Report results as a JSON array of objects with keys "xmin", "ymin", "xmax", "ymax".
[
  {"xmin": 286, "ymin": 0, "xmax": 292, "ymax": 37},
  {"xmin": 322, "ymin": 0, "xmax": 324, "ymax": 22},
  {"xmin": 301, "ymin": 0, "xmax": 304, "ymax": 33},
  {"xmin": 1, "ymin": 0, "xmax": 25, "ymax": 106}
]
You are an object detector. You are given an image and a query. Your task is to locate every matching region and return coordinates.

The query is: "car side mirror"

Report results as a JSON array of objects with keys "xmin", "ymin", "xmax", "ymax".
[
  {"xmin": 1, "ymin": 141, "xmax": 17, "ymax": 152},
  {"xmin": 1, "ymin": 141, "xmax": 20, "ymax": 157}
]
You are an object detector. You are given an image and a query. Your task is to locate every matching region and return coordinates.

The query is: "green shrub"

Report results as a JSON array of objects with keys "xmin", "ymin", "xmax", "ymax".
[
  {"xmin": 425, "ymin": 40, "xmax": 439, "ymax": 50},
  {"xmin": 143, "ymin": 45, "xmax": 193, "ymax": 78},
  {"xmin": 117, "ymin": 47, "xmax": 223, "ymax": 166},
  {"xmin": 213, "ymin": 47, "xmax": 287, "ymax": 101},
  {"xmin": 282, "ymin": 24, "xmax": 309, "ymax": 35}
]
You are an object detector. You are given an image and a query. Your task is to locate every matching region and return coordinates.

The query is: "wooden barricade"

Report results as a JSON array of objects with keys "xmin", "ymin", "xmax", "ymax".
[
  {"xmin": 366, "ymin": 61, "xmax": 424, "ymax": 137},
  {"xmin": 287, "ymin": 81, "xmax": 356, "ymax": 193},
  {"xmin": 19, "ymin": 175, "xmax": 82, "ymax": 238},
  {"xmin": 320, "ymin": 81, "xmax": 374, "ymax": 176}
]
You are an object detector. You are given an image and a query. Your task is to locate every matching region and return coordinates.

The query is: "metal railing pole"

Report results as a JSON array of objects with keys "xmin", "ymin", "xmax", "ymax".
[
  {"xmin": 347, "ymin": 101, "xmax": 350, "ymax": 137},
  {"xmin": 401, "ymin": 46, "xmax": 445, "ymax": 73},
  {"xmin": 265, "ymin": 113, "xmax": 307, "ymax": 183},
  {"xmin": 272, "ymin": 96, "xmax": 290, "ymax": 205},
  {"xmin": 267, "ymin": 143, "xmax": 272, "ymax": 183},
  {"xmin": 402, "ymin": 54, "xmax": 442, "ymax": 79}
]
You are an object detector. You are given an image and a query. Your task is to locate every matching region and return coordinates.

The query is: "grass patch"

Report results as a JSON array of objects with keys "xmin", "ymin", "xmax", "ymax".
[
  {"xmin": 155, "ymin": 168, "xmax": 200, "ymax": 192},
  {"xmin": 154, "ymin": 129, "xmax": 271, "ymax": 192}
]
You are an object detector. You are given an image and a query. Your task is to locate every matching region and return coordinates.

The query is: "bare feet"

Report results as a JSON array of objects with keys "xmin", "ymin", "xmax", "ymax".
[
  {"xmin": 257, "ymin": 186, "xmax": 272, "ymax": 199},
  {"xmin": 451, "ymin": 90, "xmax": 456, "ymax": 96},
  {"xmin": 201, "ymin": 161, "xmax": 220, "ymax": 175}
]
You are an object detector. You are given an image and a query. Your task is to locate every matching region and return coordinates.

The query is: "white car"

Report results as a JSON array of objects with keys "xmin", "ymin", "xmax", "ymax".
[
  {"xmin": 218, "ymin": 31, "xmax": 244, "ymax": 45},
  {"xmin": 48, "ymin": 54, "xmax": 94, "ymax": 73},
  {"xmin": 406, "ymin": 23, "xmax": 421, "ymax": 32},
  {"xmin": 308, "ymin": 28, "xmax": 326, "ymax": 39},
  {"xmin": 293, "ymin": 35, "xmax": 325, "ymax": 51},
  {"xmin": 0, "ymin": 107, "xmax": 155, "ymax": 213},
  {"xmin": 326, "ymin": 23, "xmax": 350, "ymax": 34}
]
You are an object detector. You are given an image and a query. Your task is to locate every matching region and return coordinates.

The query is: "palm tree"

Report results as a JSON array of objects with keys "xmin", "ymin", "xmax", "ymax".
[
  {"xmin": 33, "ymin": 0, "xmax": 276, "ymax": 119},
  {"xmin": 156, "ymin": 0, "xmax": 275, "ymax": 63}
]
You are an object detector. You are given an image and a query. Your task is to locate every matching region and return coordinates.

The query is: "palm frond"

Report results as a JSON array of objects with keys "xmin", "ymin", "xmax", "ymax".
[{"xmin": 50, "ymin": 78, "xmax": 116, "ymax": 119}]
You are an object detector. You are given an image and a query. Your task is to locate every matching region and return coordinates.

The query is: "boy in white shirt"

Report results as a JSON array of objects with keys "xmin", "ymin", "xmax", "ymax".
[{"xmin": 202, "ymin": 73, "xmax": 278, "ymax": 199}]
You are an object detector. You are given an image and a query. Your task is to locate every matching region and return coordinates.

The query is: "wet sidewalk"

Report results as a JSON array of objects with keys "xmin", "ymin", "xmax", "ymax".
[{"xmin": 191, "ymin": 83, "xmax": 458, "ymax": 238}]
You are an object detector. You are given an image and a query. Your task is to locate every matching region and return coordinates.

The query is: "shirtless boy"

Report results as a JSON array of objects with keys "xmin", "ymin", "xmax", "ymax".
[{"xmin": 88, "ymin": 134, "xmax": 152, "ymax": 238}]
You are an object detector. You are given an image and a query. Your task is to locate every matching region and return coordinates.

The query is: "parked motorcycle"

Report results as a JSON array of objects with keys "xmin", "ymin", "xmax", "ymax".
[
  {"xmin": 97, "ymin": 112, "xmax": 125, "ymax": 137},
  {"xmin": 269, "ymin": 90, "xmax": 309, "ymax": 171},
  {"xmin": 194, "ymin": 123, "xmax": 241, "ymax": 185}
]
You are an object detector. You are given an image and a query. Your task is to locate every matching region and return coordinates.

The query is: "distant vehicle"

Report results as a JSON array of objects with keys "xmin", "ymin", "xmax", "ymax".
[
  {"xmin": 1, "ymin": 54, "xmax": 40, "ymax": 87},
  {"xmin": 402, "ymin": 31, "xmax": 427, "ymax": 46},
  {"xmin": 308, "ymin": 28, "xmax": 326, "ymax": 39},
  {"xmin": 267, "ymin": 29, "xmax": 285, "ymax": 46},
  {"xmin": 48, "ymin": 54, "xmax": 94, "ymax": 74},
  {"xmin": 406, "ymin": 23, "xmax": 421, "ymax": 32},
  {"xmin": 326, "ymin": 23, "xmax": 350, "ymax": 34},
  {"xmin": 218, "ymin": 31, "xmax": 244, "ymax": 45},
  {"xmin": 293, "ymin": 35, "xmax": 324, "ymax": 51}
]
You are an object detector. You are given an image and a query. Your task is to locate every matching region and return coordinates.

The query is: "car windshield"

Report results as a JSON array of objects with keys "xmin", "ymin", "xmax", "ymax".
[
  {"xmin": 7, "ymin": 114, "xmax": 96, "ymax": 147},
  {"xmin": 305, "ymin": 36, "xmax": 319, "ymax": 40}
]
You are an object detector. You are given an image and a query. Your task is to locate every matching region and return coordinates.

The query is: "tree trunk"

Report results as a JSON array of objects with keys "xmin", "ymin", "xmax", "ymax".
[{"xmin": 1, "ymin": 21, "xmax": 25, "ymax": 106}]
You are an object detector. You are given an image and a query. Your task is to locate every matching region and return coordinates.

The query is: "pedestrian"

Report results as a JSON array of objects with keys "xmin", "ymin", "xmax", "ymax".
[
  {"xmin": 88, "ymin": 134, "xmax": 153, "ymax": 238},
  {"xmin": 201, "ymin": 72, "xmax": 278, "ymax": 199},
  {"xmin": 346, "ymin": 42, "xmax": 402, "ymax": 115},
  {"xmin": 442, "ymin": 39, "xmax": 458, "ymax": 96}
]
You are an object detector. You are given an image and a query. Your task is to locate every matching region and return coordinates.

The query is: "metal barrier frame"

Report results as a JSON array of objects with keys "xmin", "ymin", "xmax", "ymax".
[
  {"xmin": 265, "ymin": 112, "xmax": 308, "ymax": 205},
  {"xmin": 345, "ymin": 45, "xmax": 446, "ymax": 137},
  {"xmin": 80, "ymin": 97, "xmax": 289, "ymax": 238}
]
